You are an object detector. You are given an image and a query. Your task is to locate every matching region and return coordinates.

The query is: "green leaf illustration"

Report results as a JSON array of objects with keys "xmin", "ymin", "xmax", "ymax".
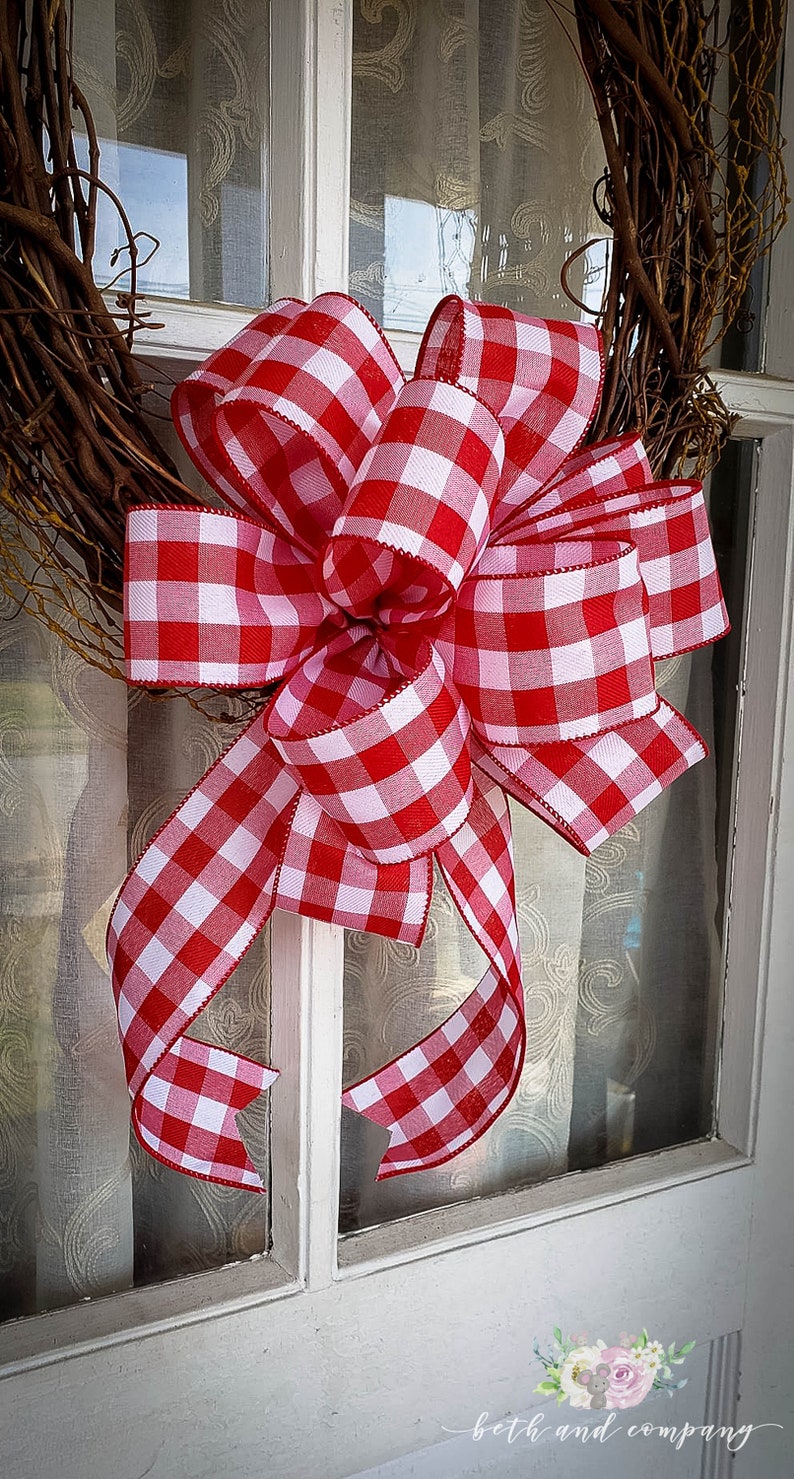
[
  {"xmin": 679, "ymin": 1340, "xmax": 696, "ymax": 1354},
  {"xmin": 668, "ymin": 1342, "xmax": 676, "ymax": 1357},
  {"xmin": 553, "ymin": 1326, "xmax": 563, "ymax": 1344},
  {"xmin": 536, "ymin": 1381, "xmax": 558, "ymax": 1394}
]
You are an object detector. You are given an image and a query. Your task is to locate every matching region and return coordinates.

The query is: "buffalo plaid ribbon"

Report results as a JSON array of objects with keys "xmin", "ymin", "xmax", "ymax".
[{"xmin": 108, "ymin": 293, "xmax": 728, "ymax": 1191}]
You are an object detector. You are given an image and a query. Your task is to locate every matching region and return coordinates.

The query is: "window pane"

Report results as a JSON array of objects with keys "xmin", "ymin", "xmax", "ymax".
[
  {"xmin": 0, "ymin": 409, "xmax": 273, "ymax": 1318},
  {"xmin": 339, "ymin": 436, "xmax": 751, "ymax": 1233},
  {"xmin": 0, "ymin": 615, "xmax": 271, "ymax": 1319},
  {"xmin": 349, "ymin": 0, "xmax": 606, "ymax": 327},
  {"xmin": 73, "ymin": 0, "xmax": 269, "ymax": 306}
]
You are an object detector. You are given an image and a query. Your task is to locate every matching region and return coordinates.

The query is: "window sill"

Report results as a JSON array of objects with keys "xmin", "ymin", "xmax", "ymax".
[
  {"xmin": 0, "ymin": 1251, "xmax": 297, "ymax": 1380},
  {"xmin": 337, "ymin": 1137, "xmax": 750, "ymax": 1277}
]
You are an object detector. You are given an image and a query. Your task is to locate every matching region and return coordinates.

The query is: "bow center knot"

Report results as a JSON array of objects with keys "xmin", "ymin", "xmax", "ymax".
[
  {"xmin": 266, "ymin": 378, "xmax": 506, "ymax": 866},
  {"xmin": 319, "ymin": 378, "xmax": 505, "ymax": 632}
]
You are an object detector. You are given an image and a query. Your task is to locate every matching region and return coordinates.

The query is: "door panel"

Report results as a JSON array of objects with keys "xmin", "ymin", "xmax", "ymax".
[
  {"xmin": 350, "ymin": 1342, "xmax": 716, "ymax": 1478},
  {"xmin": 1, "ymin": 7, "xmax": 793, "ymax": 1479},
  {"xmin": 0, "ymin": 1165, "xmax": 752, "ymax": 1478}
]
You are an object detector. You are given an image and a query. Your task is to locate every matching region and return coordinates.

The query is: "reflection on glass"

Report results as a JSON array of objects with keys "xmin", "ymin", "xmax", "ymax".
[
  {"xmin": 382, "ymin": 197, "xmax": 478, "ymax": 331},
  {"xmin": 339, "ymin": 453, "xmax": 752, "ymax": 1236},
  {"xmin": 73, "ymin": 0, "xmax": 268, "ymax": 306},
  {"xmin": 350, "ymin": 0, "xmax": 607, "ymax": 328},
  {"xmin": 75, "ymin": 137, "xmax": 191, "ymax": 297}
]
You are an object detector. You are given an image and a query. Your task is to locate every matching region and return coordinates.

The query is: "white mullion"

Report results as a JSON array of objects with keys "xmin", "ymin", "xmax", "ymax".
[
  {"xmin": 270, "ymin": 912, "xmax": 345, "ymax": 1288},
  {"xmin": 269, "ymin": 0, "xmax": 352, "ymax": 303},
  {"xmin": 266, "ymin": 0, "xmax": 352, "ymax": 1289},
  {"xmin": 716, "ymin": 423, "xmax": 794, "ymax": 1154}
]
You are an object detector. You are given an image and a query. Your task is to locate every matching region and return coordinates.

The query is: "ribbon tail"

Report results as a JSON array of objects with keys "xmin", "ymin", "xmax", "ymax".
[
  {"xmin": 132, "ymin": 1038, "xmax": 278, "ymax": 1191},
  {"xmin": 342, "ymin": 772, "xmax": 525, "ymax": 1179},
  {"xmin": 108, "ymin": 713, "xmax": 301, "ymax": 1192},
  {"xmin": 476, "ymin": 700, "xmax": 707, "ymax": 855}
]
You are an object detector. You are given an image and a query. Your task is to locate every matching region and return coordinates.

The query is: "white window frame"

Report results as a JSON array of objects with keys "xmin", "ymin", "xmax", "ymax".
[{"xmin": 2, "ymin": 0, "xmax": 793, "ymax": 1413}]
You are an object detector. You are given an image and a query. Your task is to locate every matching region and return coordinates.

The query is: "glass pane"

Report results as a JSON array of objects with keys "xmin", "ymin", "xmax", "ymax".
[
  {"xmin": 350, "ymin": 2, "xmax": 780, "ymax": 370},
  {"xmin": 339, "ymin": 449, "xmax": 752, "ymax": 1233},
  {"xmin": 73, "ymin": 0, "xmax": 268, "ymax": 306},
  {"xmin": 0, "ymin": 614, "xmax": 271, "ymax": 1319},
  {"xmin": 0, "ymin": 423, "xmax": 272, "ymax": 1319},
  {"xmin": 349, "ymin": 0, "xmax": 606, "ymax": 327}
]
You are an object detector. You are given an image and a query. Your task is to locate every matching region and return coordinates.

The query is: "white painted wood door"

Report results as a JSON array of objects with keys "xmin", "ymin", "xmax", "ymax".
[{"xmin": 2, "ymin": 4, "xmax": 793, "ymax": 1477}]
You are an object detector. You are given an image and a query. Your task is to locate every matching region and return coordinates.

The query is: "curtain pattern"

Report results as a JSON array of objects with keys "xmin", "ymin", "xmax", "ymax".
[
  {"xmin": 569, "ymin": 652, "xmax": 721, "ymax": 1172},
  {"xmin": 349, "ymin": 0, "xmax": 607, "ymax": 327},
  {"xmin": 74, "ymin": 0, "xmax": 268, "ymax": 305},
  {"xmin": 0, "ymin": 593, "xmax": 271, "ymax": 1320}
]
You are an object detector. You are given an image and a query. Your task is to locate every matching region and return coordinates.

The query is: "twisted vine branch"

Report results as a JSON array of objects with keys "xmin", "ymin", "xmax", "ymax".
[{"xmin": 560, "ymin": 0, "xmax": 787, "ymax": 475}]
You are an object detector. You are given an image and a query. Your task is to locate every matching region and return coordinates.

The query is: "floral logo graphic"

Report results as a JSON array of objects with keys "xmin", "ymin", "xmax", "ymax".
[{"xmin": 534, "ymin": 1329, "xmax": 695, "ymax": 1411}]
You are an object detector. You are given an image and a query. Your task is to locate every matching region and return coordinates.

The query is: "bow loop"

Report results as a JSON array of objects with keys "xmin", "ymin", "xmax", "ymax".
[
  {"xmin": 124, "ymin": 506, "xmax": 338, "ymax": 688},
  {"xmin": 178, "ymin": 294, "xmax": 405, "ymax": 555},
  {"xmin": 322, "ymin": 378, "xmax": 504, "ymax": 626},
  {"xmin": 494, "ymin": 433, "xmax": 653, "ymax": 541},
  {"xmin": 172, "ymin": 298, "xmax": 307, "ymax": 517},
  {"xmin": 266, "ymin": 628, "xmax": 473, "ymax": 865},
  {"xmin": 454, "ymin": 538, "xmax": 657, "ymax": 746},
  {"xmin": 416, "ymin": 296, "xmax": 604, "ymax": 519},
  {"xmin": 529, "ymin": 481, "xmax": 728, "ymax": 659}
]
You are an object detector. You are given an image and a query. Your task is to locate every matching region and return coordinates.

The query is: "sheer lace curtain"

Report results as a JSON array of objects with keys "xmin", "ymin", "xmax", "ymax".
[
  {"xmin": 340, "ymin": 0, "xmax": 728, "ymax": 1231},
  {"xmin": 0, "ymin": 597, "xmax": 271, "ymax": 1323},
  {"xmin": 0, "ymin": 0, "xmax": 271, "ymax": 1323},
  {"xmin": 73, "ymin": 0, "xmax": 268, "ymax": 304},
  {"xmin": 349, "ymin": 0, "xmax": 607, "ymax": 327}
]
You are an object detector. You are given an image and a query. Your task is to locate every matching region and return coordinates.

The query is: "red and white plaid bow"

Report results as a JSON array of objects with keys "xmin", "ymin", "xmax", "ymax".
[{"xmin": 108, "ymin": 294, "xmax": 728, "ymax": 1191}]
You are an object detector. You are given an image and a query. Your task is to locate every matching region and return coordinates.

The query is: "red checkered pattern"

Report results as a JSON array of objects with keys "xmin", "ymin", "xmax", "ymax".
[
  {"xmin": 267, "ymin": 631, "xmax": 473, "ymax": 865},
  {"xmin": 212, "ymin": 295, "xmax": 405, "ymax": 555},
  {"xmin": 172, "ymin": 299, "xmax": 306, "ymax": 515},
  {"xmin": 125, "ymin": 506, "xmax": 338, "ymax": 687},
  {"xmin": 108, "ymin": 711, "xmax": 436, "ymax": 1187},
  {"xmin": 323, "ymin": 379, "xmax": 503, "ymax": 619},
  {"xmin": 109, "ymin": 715, "xmax": 297, "ymax": 1187},
  {"xmin": 343, "ymin": 772, "xmax": 524, "ymax": 1176},
  {"xmin": 451, "ymin": 538, "xmax": 657, "ymax": 745},
  {"xmin": 496, "ymin": 433, "xmax": 652, "ymax": 535},
  {"xmin": 276, "ymin": 789, "xmax": 433, "ymax": 940},
  {"xmin": 134, "ymin": 1037, "xmax": 278, "ymax": 1191},
  {"xmin": 527, "ymin": 481, "xmax": 727, "ymax": 659},
  {"xmin": 110, "ymin": 292, "xmax": 728, "ymax": 1192},
  {"xmin": 416, "ymin": 297, "xmax": 604, "ymax": 513},
  {"xmin": 475, "ymin": 701, "xmax": 707, "ymax": 854}
]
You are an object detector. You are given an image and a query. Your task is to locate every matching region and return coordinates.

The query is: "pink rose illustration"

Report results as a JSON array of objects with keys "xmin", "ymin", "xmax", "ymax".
[{"xmin": 598, "ymin": 1347, "xmax": 655, "ymax": 1409}]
